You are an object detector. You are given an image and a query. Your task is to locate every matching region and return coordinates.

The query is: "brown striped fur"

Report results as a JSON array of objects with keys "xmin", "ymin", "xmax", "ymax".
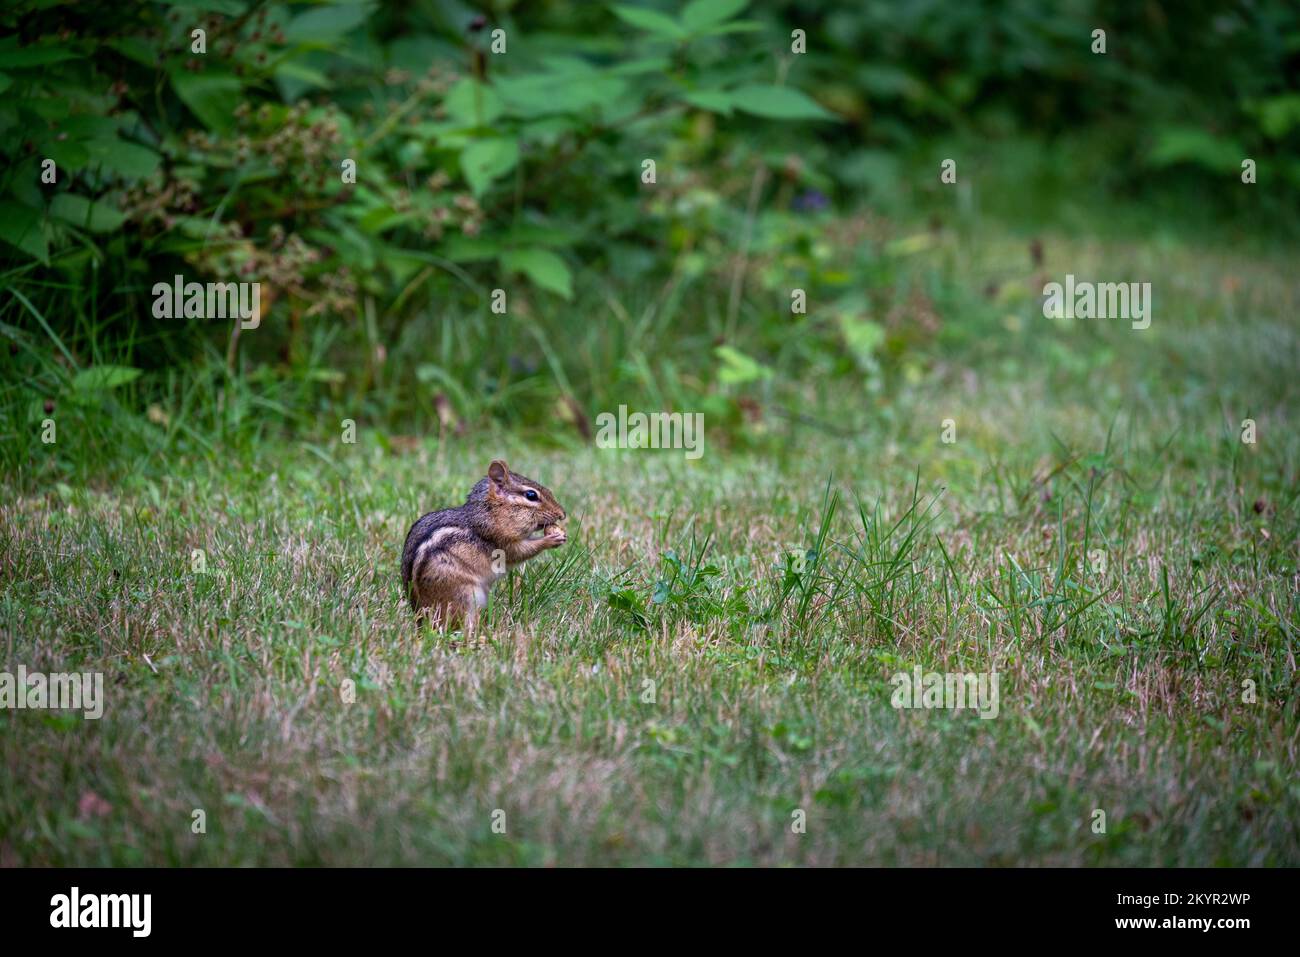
[{"xmin": 401, "ymin": 460, "xmax": 566, "ymax": 630}]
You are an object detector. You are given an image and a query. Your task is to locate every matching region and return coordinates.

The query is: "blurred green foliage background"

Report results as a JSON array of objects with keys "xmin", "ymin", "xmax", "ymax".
[{"xmin": 1, "ymin": 0, "xmax": 1297, "ymax": 480}]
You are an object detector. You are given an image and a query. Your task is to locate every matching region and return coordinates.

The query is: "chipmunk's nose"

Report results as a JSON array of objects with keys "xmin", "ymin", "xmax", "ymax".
[{"xmin": 559, "ymin": 510, "xmax": 567, "ymax": 522}]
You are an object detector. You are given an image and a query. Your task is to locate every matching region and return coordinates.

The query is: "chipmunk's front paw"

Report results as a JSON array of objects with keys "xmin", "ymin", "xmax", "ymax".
[{"xmin": 543, "ymin": 524, "xmax": 567, "ymax": 547}]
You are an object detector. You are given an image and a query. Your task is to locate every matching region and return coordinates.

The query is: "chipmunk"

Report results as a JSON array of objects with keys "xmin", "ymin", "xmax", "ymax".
[{"xmin": 401, "ymin": 460, "xmax": 567, "ymax": 629}]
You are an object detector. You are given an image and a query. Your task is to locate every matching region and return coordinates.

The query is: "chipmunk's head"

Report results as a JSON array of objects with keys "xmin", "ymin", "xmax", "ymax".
[{"xmin": 479, "ymin": 459, "xmax": 566, "ymax": 541}]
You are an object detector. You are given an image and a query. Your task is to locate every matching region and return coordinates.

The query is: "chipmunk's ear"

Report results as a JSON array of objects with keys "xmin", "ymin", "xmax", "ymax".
[{"xmin": 488, "ymin": 460, "xmax": 510, "ymax": 488}]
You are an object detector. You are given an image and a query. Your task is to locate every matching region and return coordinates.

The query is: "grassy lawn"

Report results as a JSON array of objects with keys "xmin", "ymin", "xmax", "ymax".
[{"xmin": 2, "ymin": 219, "xmax": 1297, "ymax": 866}]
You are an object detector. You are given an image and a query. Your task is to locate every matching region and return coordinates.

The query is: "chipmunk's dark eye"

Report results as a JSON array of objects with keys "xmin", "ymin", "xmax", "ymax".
[{"xmin": 524, "ymin": 489, "xmax": 539, "ymax": 501}]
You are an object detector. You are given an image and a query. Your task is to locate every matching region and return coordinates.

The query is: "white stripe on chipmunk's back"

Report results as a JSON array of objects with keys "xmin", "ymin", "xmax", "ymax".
[{"xmin": 414, "ymin": 526, "xmax": 460, "ymax": 570}]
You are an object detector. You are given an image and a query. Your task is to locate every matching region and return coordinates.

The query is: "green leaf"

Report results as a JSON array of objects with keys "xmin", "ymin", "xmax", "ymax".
[
  {"xmin": 274, "ymin": 61, "xmax": 333, "ymax": 101},
  {"xmin": 499, "ymin": 222, "xmax": 581, "ymax": 248},
  {"xmin": 839, "ymin": 315, "xmax": 885, "ymax": 371},
  {"xmin": 729, "ymin": 84, "xmax": 837, "ymax": 121},
  {"xmin": 107, "ymin": 36, "xmax": 158, "ymax": 67},
  {"xmin": 538, "ymin": 55, "xmax": 599, "ymax": 77},
  {"xmin": 495, "ymin": 72, "xmax": 628, "ymax": 117},
  {"xmin": 28, "ymin": 98, "xmax": 70, "ymax": 120},
  {"xmin": 355, "ymin": 205, "xmax": 415, "ymax": 235},
  {"xmin": 460, "ymin": 138, "xmax": 519, "ymax": 197},
  {"xmin": 0, "ymin": 40, "xmax": 77, "ymax": 69},
  {"xmin": 170, "ymin": 70, "xmax": 243, "ymax": 134},
  {"xmin": 284, "ymin": 3, "xmax": 373, "ymax": 44},
  {"xmin": 0, "ymin": 201, "xmax": 47, "ymax": 262},
  {"xmin": 49, "ymin": 194, "xmax": 125, "ymax": 233},
  {"xmin": 41, "ymin": 140, "xmax": 91, "ymax": 173},
  {"xmin": 696, "ymin": 20, "xmax": 762, "ymax": 35},
  {"xmin": 156, "ymin": 0, "xmax": 247, "ymax": 13},
  {"xmin": 883, "ymin": 233, "xmax": 935, "ymax": 257},
  {"xmin": 610, "ymin": 5, "xmax": 687, "ymax": 40},
  {"xmin": 1251, "ymin": 93, "xmax": 1300, "ymax": 139},
  {"xmin": 682, "ymin": 0, "xmax": 748, "ymax": 31},
  {"xmin": 500, "ymin": 248, "xmax": 573, "ymax": 299},
  {"xmin": 608, "ymin": 57, "xmax": 673, "ymax": 76},
  {"xmin": 386, "ymin": 35, "xmax": 453, "ymax": 73},
  {"xmin": 88, "ymin": 139, "xmax": 162, "ymax": 179},
  {"xmin": 715, "ymin": 345, "xmax": 773, "ymax": 385},
  {"xmin": 439, "ymin": 235, "xmax": 500, "ymax": 263},
  {"xmin": 856, "ymin": 64, "xmax": 928, "ymax": 101},
  {"xmin": 71, "ymin": 366, "xmax": 142, "ymax": 392},
  {"xmin": 59, "ymin": 116, "xmax": 123, "ymax": 140},
  {"xmin": 443, "ymin": 78, "xmax": 505, "ymax": 127},
  {"xmin": 1146, "ymin": 127, "xmax": 1243, "ymax": 173},
  {"xmin": 681, "ymin": 89, "xmax": 734, "ymax": 115}
]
